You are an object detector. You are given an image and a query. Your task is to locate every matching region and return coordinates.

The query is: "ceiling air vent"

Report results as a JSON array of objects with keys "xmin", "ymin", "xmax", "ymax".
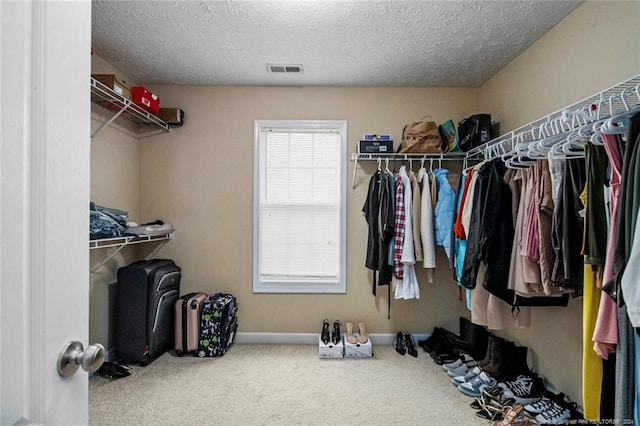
[{"xmin": 267, "ymin": 64, "xmax": 303, "ymax": 73}]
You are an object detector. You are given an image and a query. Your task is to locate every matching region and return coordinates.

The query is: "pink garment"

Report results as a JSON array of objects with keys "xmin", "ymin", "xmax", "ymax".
[
  {"xmin": 592, "ymin": 133, "xmax": 623, "ymax": 358},
  {"xmin": 521, "ymin": 164, "xmax": 541, "ymax": 261},
  {"xmin": 520, "ymin": 168, "xmax": 542, "ymax": 287}
]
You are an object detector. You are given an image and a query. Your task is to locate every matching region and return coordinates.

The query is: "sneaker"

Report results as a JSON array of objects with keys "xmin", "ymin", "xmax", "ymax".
[
  {"xmin": 524, "ymin": 391, "xmax": 566, "ymax": 414},
  {"xmin": 524, "ymin": 395, "xmax": 554, "ymax": 414},
  {"xmin": 451, "ymin": 366, "xmax": 482, "ymax": 385},
  {"xmin": 534, "ymin": 403, "xmax": 571, "ymax": 425},
  {"xmin": 498, "ymin": 373, "xmax": 536, "ymax": 391},
  {"xmin": 441, "ymin": 354, "xmax": 474, "ymax": 371},
  {"xmin": 503, "ymin": 375, "xmax": 545, "ymax": 404},
  {"xmin": 446, "ymin": 363, "xmax": 472, "ymax": 377},
  {"xmin": 457, "ymin": 372, "xmax": 498, "ymax": 397}
]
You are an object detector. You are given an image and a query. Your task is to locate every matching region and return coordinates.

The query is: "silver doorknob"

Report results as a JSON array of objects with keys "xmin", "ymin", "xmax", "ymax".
[{"xmin": 57, "ymin": 341, "xmax": 106, "ymax": 377}]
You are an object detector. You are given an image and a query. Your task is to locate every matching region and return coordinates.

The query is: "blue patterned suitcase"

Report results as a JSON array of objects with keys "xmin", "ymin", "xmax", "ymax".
[{"xmin": 197, "ymin": 293, "xmax": 238, "ymax": 357}]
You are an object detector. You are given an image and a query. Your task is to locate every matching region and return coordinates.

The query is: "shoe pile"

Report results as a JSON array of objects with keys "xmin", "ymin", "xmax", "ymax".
[{"xmin": 423, "ymin": 318, "xmax": 585, "ymax": 424}]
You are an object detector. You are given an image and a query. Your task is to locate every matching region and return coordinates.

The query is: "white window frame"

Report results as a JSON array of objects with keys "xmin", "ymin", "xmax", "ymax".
[{"xmin": 253, "ymin": 120, "xmax": 347, "ymax": 293}]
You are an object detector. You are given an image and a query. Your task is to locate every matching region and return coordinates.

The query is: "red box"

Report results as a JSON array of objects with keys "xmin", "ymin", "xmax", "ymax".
[{"xmin": 131, "ymin": 86, "xmax": 160, "ymax": 114}]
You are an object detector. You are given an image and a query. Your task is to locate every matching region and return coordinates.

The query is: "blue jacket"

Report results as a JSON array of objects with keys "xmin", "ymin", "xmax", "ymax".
[{"xmin": 433, "ymin": 168, "xmax": 454, "ymax": 260}]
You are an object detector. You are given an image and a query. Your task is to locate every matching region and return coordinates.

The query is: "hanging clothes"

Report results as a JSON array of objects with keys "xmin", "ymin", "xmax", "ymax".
[
  {"xmin": 433, "ymin": 168, "xmax": 454, "ymax": 260},
  {"xmin": 409, "ymin": 170, "xmax": 423, "ymax": 264},
  {"xmin": 362, "ymin": 169, "xmax": 393, "ymax": 290},
  {"xmin": 386, "ymin": 169, "xmax": 396, "ymax": 268},
  {"xmin": 396, "ymin": 166, "xmax": 420, "ymax": 300},
  {"xmin": 583, "ymin": 264, "xmax": 603, "ymax": 420},
  {"xmin": 418, "ymin": 167, "xmax": 436, "ymax": 283},
  {"xmin": 393, "ymin": 173, "xmax": 405, "ymax": 281},
  {"xmin": 551, "ymin": 158, "xmax": 586, "ymax": 290},
  {"xmin": 583, "ymin": 143, "xmax": 609, "ymax": 267},
  {"xmin": 593, "ymin": 133, "xmax": 624, "ymax": 358},
  {"xmin": 520, "ymin": 166, "xmax": 543, "ymax": 289},
  {"xmin": 536, "ymin": 160, "xmax": 566, "ymax": 296},
  {"xmin": 607, "ymin": 112, "xmax": 640, "ymax": 423}
]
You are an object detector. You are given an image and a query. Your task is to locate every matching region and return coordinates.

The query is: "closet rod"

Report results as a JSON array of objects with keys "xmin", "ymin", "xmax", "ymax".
[
  {"xmin": 467, "ymin": 73, "xmax": 640, "ymax": 161},
  {"xmin": 351, "ymin": 152, "xmax": 481, "ymax": 191},
  {"xmin": 350, "ymin": 152, "xmax": 479, "ymax": 162}
]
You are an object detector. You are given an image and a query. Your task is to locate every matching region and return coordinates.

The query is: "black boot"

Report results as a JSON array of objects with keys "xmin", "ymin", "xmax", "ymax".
[
  {"xmin": 504, "ymin": 345, "xmax": 530, "ymax": 380},
  {"xmin": 477, "ymin": 335, "xmax": 504, "ymax": 368},
  {"xmin": 483, "ymin": 340, "xmax": 516, "ymax": 382}
]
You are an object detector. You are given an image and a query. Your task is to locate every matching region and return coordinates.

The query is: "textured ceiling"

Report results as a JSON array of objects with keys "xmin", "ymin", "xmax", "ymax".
[{"xmin": 92, "ymin": 0, "xmax": 583, "ymax": 87}]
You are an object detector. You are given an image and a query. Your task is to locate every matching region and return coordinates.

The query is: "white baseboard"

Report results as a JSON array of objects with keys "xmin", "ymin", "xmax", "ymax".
[{"xmin": 235, "ymin": 332, "xmax": 430, "ymax": 346}]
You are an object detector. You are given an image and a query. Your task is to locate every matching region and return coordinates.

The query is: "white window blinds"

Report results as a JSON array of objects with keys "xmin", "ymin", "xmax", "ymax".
[{"xmin": 253, "ymin": 121, "xmax": 346, "ymax": 293}]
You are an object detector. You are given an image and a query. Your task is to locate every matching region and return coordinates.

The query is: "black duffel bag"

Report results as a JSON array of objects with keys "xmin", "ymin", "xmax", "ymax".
[{"xmin": 458, "ymin": 114, "xmax": 492, "ymax": 152}]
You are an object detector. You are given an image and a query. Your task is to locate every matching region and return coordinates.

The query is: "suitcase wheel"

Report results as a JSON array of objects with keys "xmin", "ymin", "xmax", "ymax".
[{"xmin": 176, "ymin": 350, "xmax": 184, "ymax": 357}]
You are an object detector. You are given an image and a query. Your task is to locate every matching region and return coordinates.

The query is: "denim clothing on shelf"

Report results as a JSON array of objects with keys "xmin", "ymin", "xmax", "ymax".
[{"xmin": 90, "ymin": 202, "xmax": 128, "ymax": 240}]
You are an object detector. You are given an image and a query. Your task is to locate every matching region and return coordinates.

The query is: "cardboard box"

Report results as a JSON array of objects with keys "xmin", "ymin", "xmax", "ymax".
[
  {"xmin": 318, "ymin": 335, "xmax": 344, "ymax": 359},
  {"xmin": 358, "ymin": 140, "xmax": 393, "ymax": 154},
  {"xmin": 344, "ymin": 335, "xmax": 373, "ymax": 358},
  {"xmin": 92, "ymin": 74, "xmax": 132, "ymax": 100},
  {"xmin": 157, "ymin": 107, "xmax": 184, "ymax": 127},
  {"xmin": 132, "ymin": 86, "xmax": 160, "ymax": 114}
]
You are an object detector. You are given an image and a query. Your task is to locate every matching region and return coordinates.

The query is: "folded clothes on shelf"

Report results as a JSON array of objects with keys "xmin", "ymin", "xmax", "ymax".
[
  {"xmin": 90, "ymin": 202, "xmax": 128, "ymax": 240},
  {"xmin": 125, "ymin": 220, "xmax": 174, "ymax": 237}
]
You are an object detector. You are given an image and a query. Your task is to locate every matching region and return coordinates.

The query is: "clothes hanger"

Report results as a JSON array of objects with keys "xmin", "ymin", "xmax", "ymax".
[
  {"xmin": 385, "ymin": 158, "xmax": 390, "ymax": 173},
  {"xmin": 548, "ymin": 131, "xmax": 585, "ymax": 160}
]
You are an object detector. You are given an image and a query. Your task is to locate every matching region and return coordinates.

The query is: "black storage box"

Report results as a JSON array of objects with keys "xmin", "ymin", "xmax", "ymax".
[{"xmin": 358, "ymin": 140, "xmax": 393, "ymax": 154}]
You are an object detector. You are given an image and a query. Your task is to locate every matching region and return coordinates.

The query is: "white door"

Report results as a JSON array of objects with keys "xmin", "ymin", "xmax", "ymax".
[{"xmin": 1, "ymin": 1, "xmax": 92, "ymax": 424}]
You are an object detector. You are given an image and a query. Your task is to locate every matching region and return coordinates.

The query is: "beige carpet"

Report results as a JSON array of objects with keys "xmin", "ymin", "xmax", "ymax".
[{"xmin": 89, "ymin": 345, "xmax": 488, "ymax": 425}]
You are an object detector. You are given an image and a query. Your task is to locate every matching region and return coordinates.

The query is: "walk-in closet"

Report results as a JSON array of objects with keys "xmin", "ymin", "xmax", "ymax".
[{"xmin": 3, "ymin": 0, "xmax": 639, "ymax": 424}]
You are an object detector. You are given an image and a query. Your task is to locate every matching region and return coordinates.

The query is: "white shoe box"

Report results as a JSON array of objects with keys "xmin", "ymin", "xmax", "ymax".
[
  {"xmin": 344, "ymin": 334, "xmax": 373, "ymax": 358},
  {"xmin": 318, "ymin": 335, "xmax": 344, "ymax": 359}
]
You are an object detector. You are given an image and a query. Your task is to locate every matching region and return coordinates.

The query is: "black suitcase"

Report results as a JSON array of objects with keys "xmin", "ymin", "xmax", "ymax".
[
  {"xmin": 115, "ymin": 259, "xmax": 181, "ymax": 365},
  {"xmin": 197, "ymin": 293, "xmax": 238, "ymax": 357}
]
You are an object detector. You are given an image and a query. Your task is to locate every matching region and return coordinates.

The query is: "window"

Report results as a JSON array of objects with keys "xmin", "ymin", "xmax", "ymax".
[{"xmin": 253, "ymin": 120, "xmax": 347, "ymax": 293}]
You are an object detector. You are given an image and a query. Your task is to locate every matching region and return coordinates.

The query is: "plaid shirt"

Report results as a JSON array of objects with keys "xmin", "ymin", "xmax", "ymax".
[{"xmin": 393, "ymin": 174, "xmax": 405, "ymax": 279}]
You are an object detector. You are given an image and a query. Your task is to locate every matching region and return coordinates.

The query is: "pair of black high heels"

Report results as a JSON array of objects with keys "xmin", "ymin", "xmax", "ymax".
[{"xmin": 321, "ymin": 319, "xmax": 341, "ymax": 345}]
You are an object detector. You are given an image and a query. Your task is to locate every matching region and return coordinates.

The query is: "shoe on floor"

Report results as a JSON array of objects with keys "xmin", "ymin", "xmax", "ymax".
[
  {"xmin": 446, "ymin": 363, "xmax": 472, "ymax": 378},
  {"xmin": 404, "ymin": 333, "xmax": 418, "ymax": 357},
  {"xmin": 393, "ymin": 332, "xmax": 406, "ymax": 356},
  {"xmin": 457, "ymin": 371, "xmax": 497, "ymax": 397},
  {"xmin": 534, "ymin": 403, "xmax": 571, "ymax": 425},
  {"xmin": 502, "ymin": 374, "xmax": 545, "ymax": 404},
  {"xmin": 451, "ymin": 366, "xmax": 482, "ymax": 385},
  {"xmin": 441, "ymin": 354, "xmax": 475, "ymax": 371}
]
